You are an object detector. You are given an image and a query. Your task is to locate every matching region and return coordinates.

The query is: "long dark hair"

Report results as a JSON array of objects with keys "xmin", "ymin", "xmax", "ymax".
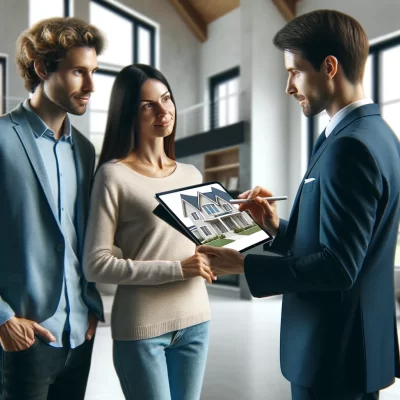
[{"xmin": 97, "ymin": 64, "xmax": 177, "ymax": 170}]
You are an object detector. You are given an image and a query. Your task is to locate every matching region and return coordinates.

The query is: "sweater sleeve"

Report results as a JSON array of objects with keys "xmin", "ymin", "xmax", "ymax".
[{"xmin": 82, "ymin": 167, "xmax": 185, "ymax": 285}]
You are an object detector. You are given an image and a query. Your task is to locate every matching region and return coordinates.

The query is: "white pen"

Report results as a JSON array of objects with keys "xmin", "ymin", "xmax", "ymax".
[{"xmin": 229, "ymin": 196, "xmax": 288, "ymax": 204}]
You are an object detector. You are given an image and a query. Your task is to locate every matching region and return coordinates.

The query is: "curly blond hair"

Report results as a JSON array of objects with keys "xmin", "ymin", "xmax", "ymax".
[{"xmin": 16, "ymin": 17, "xmax": 105, "ymax": 92}]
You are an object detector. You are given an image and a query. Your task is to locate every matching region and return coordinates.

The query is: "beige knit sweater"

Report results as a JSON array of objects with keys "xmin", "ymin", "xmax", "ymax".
[{"xmin": 83, "ymin": 161, "xmax": 211, "ymax": 340}]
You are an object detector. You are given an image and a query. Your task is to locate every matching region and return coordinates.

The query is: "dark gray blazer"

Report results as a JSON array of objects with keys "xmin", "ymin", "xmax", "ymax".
[
  {"xmin": 244, "ymin": 104, "xmax": 400, "ymax": 393},
  {"xmin": 0, "ymin": 104, "xmax": 103, "ymax": 326}
]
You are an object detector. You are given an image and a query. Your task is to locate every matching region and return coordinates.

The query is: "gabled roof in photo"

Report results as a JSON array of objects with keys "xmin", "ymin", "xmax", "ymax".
[{"xmin": 181, "ymin": 187, "xmax": 232, "ymax": 211}]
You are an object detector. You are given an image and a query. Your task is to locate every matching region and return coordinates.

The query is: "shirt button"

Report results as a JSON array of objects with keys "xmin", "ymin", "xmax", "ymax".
[{"xmin": 57, "ymin": 244, "xmax": 64, "ymax": 252}]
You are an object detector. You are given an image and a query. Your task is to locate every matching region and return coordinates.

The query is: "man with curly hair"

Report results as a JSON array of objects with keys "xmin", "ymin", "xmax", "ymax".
[{"xmin": 0, "ymin": 17, "xmax": 105, "ymax": 400}]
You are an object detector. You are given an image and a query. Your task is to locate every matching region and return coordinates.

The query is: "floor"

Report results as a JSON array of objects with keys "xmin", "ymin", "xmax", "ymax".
[{"xmin": 85, "ymin": 293, "xmax": 400, "ymax": 400}]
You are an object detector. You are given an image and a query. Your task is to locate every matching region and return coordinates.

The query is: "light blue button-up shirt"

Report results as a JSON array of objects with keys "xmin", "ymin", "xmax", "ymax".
[{"xmin": 22, "ymin": 100, "xmax": 89, "ymax": 349}]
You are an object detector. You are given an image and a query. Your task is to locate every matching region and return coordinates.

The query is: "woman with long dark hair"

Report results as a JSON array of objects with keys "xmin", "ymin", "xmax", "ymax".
[{"xmin": 83, "ymin": 64, "xmax": 214, "ymax": 400}]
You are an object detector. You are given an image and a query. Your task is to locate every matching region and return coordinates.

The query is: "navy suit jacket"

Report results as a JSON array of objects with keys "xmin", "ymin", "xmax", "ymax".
[
  {"xmin": 0, "ymin": 104, "xmax": 103, "ymax": 327},
  {"xmin": 244, "ymin": 104, "xmax": 400, "ymax": 392}
]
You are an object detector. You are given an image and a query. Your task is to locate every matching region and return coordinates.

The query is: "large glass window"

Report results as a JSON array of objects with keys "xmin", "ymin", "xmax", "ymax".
[
  {"xmin": 210, "ymin": 67, "xmax": 240, "ymax": 130},
  {"xmin": 29, "ymin": 0, "xmax": 69, "ymax": 26},
  {"xmin": 89, "ymin": 0, "xmax": 156, "ymax": 156},
  {"xmin": 380, "ymin": 44, "xmax": 400, "ymax": 138},
  {"xmin": 0, "ymin": 57, "xmax": 6, "ymax": 115}
]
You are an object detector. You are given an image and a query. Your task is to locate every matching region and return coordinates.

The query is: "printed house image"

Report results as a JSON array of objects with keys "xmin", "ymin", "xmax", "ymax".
[{"xmin": 181, "ymin": 187, "xmax": 261, "ymax": 245}]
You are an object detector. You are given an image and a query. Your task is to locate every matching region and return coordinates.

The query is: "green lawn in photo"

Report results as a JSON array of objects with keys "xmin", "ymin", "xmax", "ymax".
[
  {"xmin": 238, "ymin": 226, "xmax": 261, "ymax": 236},
  {"xmin": 206, "ymin": 238, "xmax": 234, "ymax": 247}
]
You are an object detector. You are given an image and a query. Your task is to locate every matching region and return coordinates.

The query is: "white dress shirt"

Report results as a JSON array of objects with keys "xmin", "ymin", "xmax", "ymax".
[{"xmin": 325, "ymin": 98, "xmax": 373, "ymax": 138}]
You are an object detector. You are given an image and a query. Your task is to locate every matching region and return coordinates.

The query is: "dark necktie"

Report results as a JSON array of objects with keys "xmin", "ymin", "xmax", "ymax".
[{"xmin": 311, "ymin": 129, "xmax": 327, "ymax": 159}]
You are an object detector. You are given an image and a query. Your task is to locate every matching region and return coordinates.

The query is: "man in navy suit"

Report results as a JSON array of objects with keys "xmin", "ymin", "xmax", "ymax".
[
  {"xmin": 199, "ymin": 9, "xmax": 400, "ymax": 400},
  {"xmin": 0, "ymin": 17, "xmax": 105, "ymax": 399}
]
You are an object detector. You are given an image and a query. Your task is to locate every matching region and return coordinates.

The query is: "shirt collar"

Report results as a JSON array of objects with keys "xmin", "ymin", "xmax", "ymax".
[
  {"xmin": 325, "ymin": 98, "xmax": 374, "ymax": 138},
  {"xmin": 22, "ymin": 99, "xmax": 73, "ymax": 144}
]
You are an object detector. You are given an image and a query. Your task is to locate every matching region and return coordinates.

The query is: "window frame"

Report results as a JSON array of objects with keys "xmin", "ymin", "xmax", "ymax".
[
  {"xmin": 222, "ymin": 204, "xmax": 232, "ymax": 212},
  {"xmin": 0, "ymin": 55, "xmax": 7, "ymax": 115},
  {"xmin": 91, "ymin": 0, "xmax": 156, "ymax": 67},
  {"xmin": 209, "ymin": 66, "xmax": 240, "ymax": 130},
  {"xmin": 200, "ymin": 226, "xmax": 212, "ymax": 237},
  {"xmin": 64, "ymin": 0, "xmax": 70, "ymax": 16}
]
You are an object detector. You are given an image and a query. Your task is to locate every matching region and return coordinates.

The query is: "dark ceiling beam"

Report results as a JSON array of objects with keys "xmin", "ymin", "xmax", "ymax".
[
  {"xmin": 169, "ymin": 0, "xmax": 207, "ymax": 42},
  {"xmin": 272, "ymin": 0, "xmax": 297, "ymax": 22}
]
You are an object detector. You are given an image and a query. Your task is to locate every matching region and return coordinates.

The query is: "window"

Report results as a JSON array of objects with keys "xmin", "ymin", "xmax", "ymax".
[
  {"xmin": 224, "ymin": 218, "xmax": 236, "ymax": 230},
  {"xmin": 191, "ymin": 212, "xmax": 199, "ymax": 221},
  {"xmin": 379, "ymin": 44, "xmax": 400, "ymax": 138},
  {"xmin": 200, "ymin": 226, "xmax": 212, "ymax": 237},
  {"xmin": 222, "ymin": 204, "xmax": 232, "ymax": 212},
  {"xmin": 0, "ymin": 56, "xmax": 6, "ymax": 115},
  {"xmin": 89, "ymin": 0, "xmax": 156, "ymax": 155},
  {"xmin": 29, "ymin": 0, "xmax": 69, "ymax": 26},
  {"xmin": 210, "ymin": 67, "xmax": 240, "ymax": 129},
  {"xmin": 203, "ymin": 204, "xmax": 220, "ymax": 215},
  {"xmin": 370, "ymin": 37, "xmax": 400, "ymax": 267}
]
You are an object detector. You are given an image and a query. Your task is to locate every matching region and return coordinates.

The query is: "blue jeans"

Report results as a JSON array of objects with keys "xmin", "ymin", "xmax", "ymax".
[{"xmin": 113, "ymin": 321, "xmax": 210, "ymax": 400}]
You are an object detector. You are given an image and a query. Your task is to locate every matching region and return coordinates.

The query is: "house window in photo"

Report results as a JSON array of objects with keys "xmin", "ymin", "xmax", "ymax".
[
  {"xmin": 191, "ymin": 212, "xmax": 200, "ymax": 220},
  {"xmin": 222, "ymin": 204, "xmax": 232, "ymax": 212},
  {"xmin": 203, "ymin": 204, "xmax": 218, "ymax": 215},
  {"xmin": 224, "ymin": 218, "xmax": 236, "ymax": 230},
  {"xmin": 200, "ymin": 226, "xmax": 212, "ymax": 236}
]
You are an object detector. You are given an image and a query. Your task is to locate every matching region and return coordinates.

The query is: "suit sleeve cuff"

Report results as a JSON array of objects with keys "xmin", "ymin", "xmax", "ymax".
[{"xmin": 263, "ymin": 219, "xmax": 289, "ymax": 254}]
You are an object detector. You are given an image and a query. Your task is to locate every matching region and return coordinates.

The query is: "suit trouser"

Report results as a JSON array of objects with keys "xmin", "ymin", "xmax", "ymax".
[
  {"xmin": 291, "ymin": 383, "xmax": 379, "ymax": 400},
  {"xmin": 0, "ymin": 332, "xmax": 94, "ymax": 400}
]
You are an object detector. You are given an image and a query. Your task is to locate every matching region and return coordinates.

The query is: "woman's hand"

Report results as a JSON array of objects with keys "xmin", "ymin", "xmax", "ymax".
[{"xmin": 181, "ymin": 252, "xmax": 217, "ymax": 284}]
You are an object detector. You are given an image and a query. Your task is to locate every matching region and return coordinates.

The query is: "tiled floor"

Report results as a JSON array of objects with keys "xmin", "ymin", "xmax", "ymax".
[{"xmin": 85, "ymin": 294, "xmax": 400, "ymax": 400}]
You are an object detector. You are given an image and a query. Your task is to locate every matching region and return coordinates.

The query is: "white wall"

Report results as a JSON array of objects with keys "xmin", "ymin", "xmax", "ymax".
[
  {"xmin": 241, "ymin": 0, "xmax": 290, "ymax": 218},
  {"xmin": 200, "ymin": 8, "xmax": 241, "ymax": 93},
  {"xmin": 199, "ymin": 8, "xmax": 241, "ymax": 130}
]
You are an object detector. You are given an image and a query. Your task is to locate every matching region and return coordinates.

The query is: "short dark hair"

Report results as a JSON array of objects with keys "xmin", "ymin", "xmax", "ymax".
[
  {"xmin": 273, "ymin": 10, "xmax": 369, "ymax": 84},
  {"xmin": 16, "ymin": 17, "xmax": 105, "ymax": 92},
  {"xmin": 97, "ymin": 64, "xmax": 177, "ymax": 170}
]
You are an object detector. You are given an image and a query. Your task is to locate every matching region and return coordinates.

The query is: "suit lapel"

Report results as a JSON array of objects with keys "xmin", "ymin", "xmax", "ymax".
[
  {"xmin": 286, "ymin": 104, "xmax": 381, "ymax": 235},
  {"xmin": 10, "ymin": 105, "xmax": 59, "ymax": 223}
]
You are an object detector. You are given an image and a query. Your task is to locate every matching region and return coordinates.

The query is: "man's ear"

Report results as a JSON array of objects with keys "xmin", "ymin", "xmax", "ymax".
[
  {"xmin": 33, "ymin": 59, "xmax": 48, "ymax": 81},
  {"xmin": 324, "ymin": 55, "xmax": 338, "ymax": 80}
]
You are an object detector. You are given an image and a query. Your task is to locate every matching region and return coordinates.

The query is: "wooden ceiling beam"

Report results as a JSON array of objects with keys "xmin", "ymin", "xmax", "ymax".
[
  {"xmin": 272, "ymin": 0, "xmax": 297, "ymax": 22},
  {"xmin": 169, "ymin": 0, "xmax": 207, "ymax": 42}
]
